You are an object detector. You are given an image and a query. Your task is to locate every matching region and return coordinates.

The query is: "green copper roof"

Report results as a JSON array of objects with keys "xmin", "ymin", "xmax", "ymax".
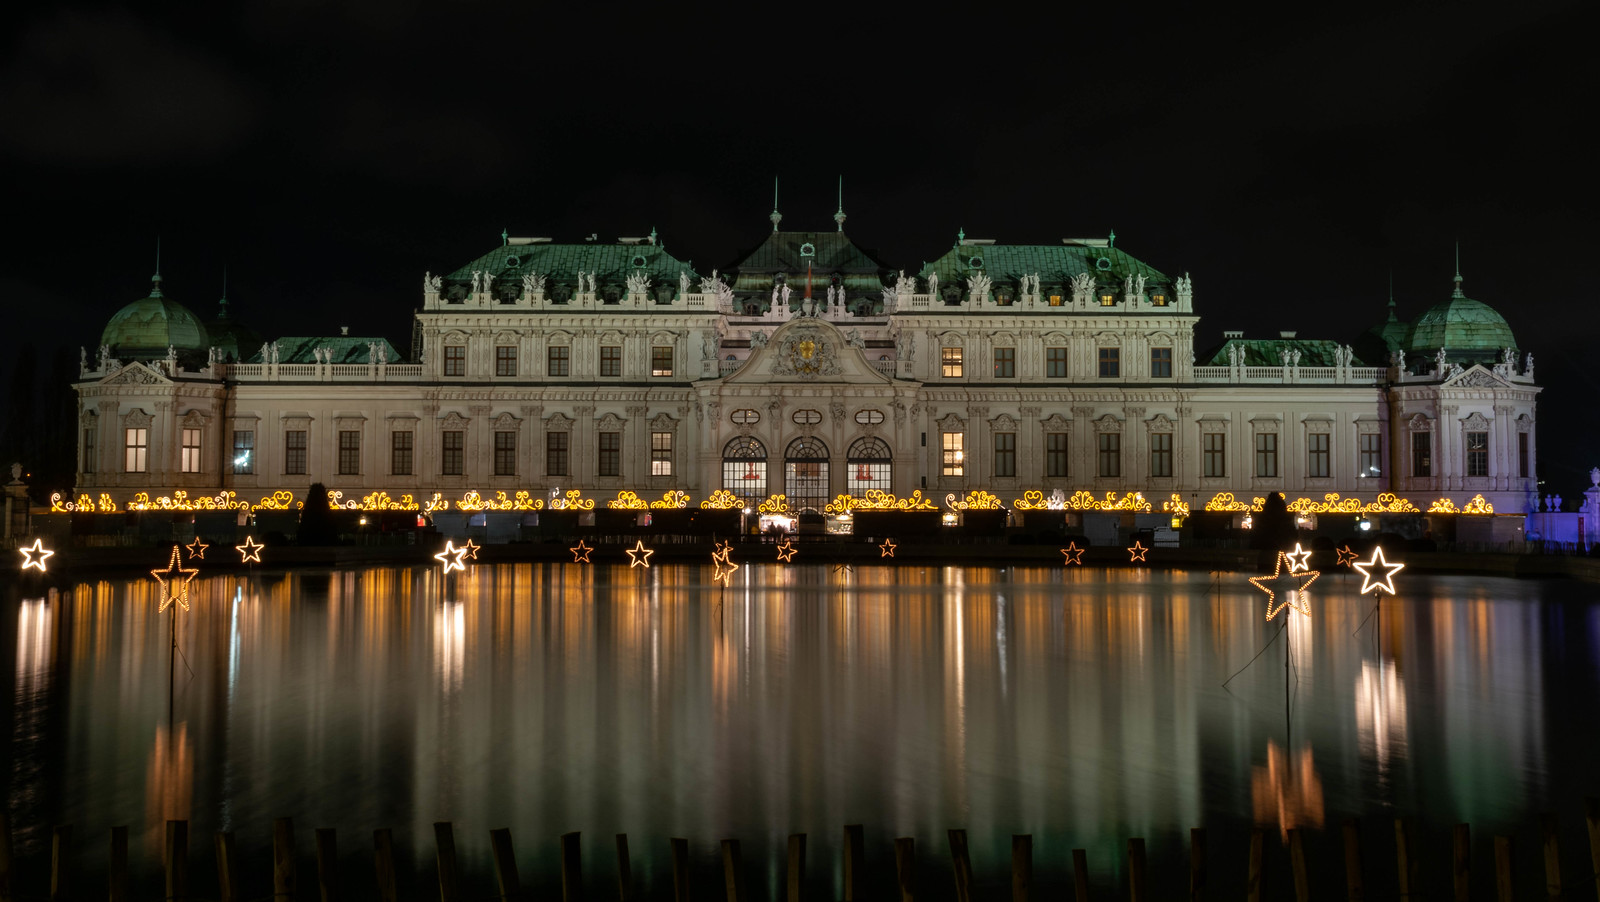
[
  {"xmin": 1406, "ymin": 295, "xmax": 1517, "ymax": 355},
  {"xmin": 723, "ymin": 231, "xmax": 894, "ymax": 314},
  {"xmin": 919, "ymin": 243, "xmax": 1171, "ymax": 294},
  {"xmin": 253, "ymin": 336, "xmax": 403, "ymax": 365},
  {"xmin": 1199, "ymin": 338, "xmax": 1366, "ymax": 367},
  {"xmin": 445, "ymin": 241, "xmax": 699, "ymax": 296},
  {"xmin": 101, "ymin": 290, "xmax": 211, "ymax": 357}
]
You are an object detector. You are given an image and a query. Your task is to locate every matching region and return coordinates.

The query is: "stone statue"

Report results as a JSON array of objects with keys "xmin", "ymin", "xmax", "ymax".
[
  {"xmin": 680, "ymin": 271, "xmax": 691, "ymax": 297},
  {"xmin": 831, "ymin": 402, "xmax": 845, "ymax": 426},
  {"xmin": 10, "ymin": 463, "xmax": 21, "ymax": 482},
  {"xmin": 1396, "ymin": 349, "xmax": 1405, "ymax": 370},
  {"xmin": 80, "ymin": 347, "xmax": 87, "ymax": 371},
  {"xmin": 471, "ymin": 271, "xmax": 483, "ymax": 293},
  {"xmin": 800, "ymin": 295, "xmax": 814, "ymax": 318},
  {"xmin": 377, "ymin": 343, "xmax": 387, "ymax": 365},
  {"xmin": 270, "ymin": 342, "xmax": 281, "ymax": 364},
  {"xmin": 1070, "ymin": 272, "xmax": 1095, "ymax": 304},
  {"xmin": 208, "ymin": 347, "xmax": 217, "ymax": 366},
  {"xmin": 899, "ymin": 271, "xmax": 916, "ymax": 296},
  {"xmin": 702, "ymin": 332, "xmax": 717, "ymax": 360},
  {"xmin": 368, "ymin": 342, "xmax": 378, "ymax": 365},
  {"xmin": 626, "ymin": 271, "xmax": 650, "ymax": 295},
  {"xmin": 261, "ymin": 342, "xmax": 272, "ymax": 364},
  {"xmin": 826, "ymin": 284, "xmax": 836, "ymax": 306},
  {"xmin": 751, "ymin": 330, "xmax": 769, "ymax": 348},
  {"xmin": 483, "ymin": 272, "xmax": 495, "ymax": 292},
  {"xmin": 586, "ymin": 273, "xmax": 597, "ymax": 294},
  {"xmin": 700, "ymin": 271, "xmax": 719, "ymax": 295},
  {"xmin": 1524, "ymin": 352, "xmax": 1534, "ymax": 379},
  {"xmin": 1503, "ymin": 347, "xmax": 1516, "ymax": 367},
  {"xmin": 846, "ymin": 329, "xmax": 865, "ymax": 350},
  {"xmin": 771, "ymin": 284, "xmax": 781, "ymax": 306},
  {"xmin": 927, "ymin": 270, "xmax": 938, "ymax": 298},
  {"xmin": 1435, "ymin": 348, "xmax": 1448, "ymax": 374},
  {"xmin": 1590, "ymin": 466, "xmax": 1598, "ymax": 488},
  {"xmin": 576, "ymin": 270, "xmax": 587, "ymax": 294},
  {"xmin": 967, "ymin": 272, "xmax": 992, "ymax": 305},
  {"xmin": 1448, "ymin": 363, "xmax": 1463, "ymax": 380},
  {"xmin": 896, "ymin": 333, "xmax": 915, "ymax": 362},
  {"xmin": 99, "ymin": 345, "xmax": 111, "ymax": 369},
  {"xmin": 780, "ymin": 284, "xmax": 793, "ymax": 309}
]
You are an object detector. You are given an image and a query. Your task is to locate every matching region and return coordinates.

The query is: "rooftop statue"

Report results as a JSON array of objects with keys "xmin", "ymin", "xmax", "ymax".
[
  {"xmin": 1435, "ymin": 348, "xmax": 1448, "ymax": 374},
  {"xmin": 967, "ymin": 272, "xmax": 992, "ymax": 305},
  {"xmin": 680, "ymin": 272, "xmax": 691, "ymax": 297},
  {"xmin": 927, "ymin": 271, "xmax": 938, "ymax": 297}
]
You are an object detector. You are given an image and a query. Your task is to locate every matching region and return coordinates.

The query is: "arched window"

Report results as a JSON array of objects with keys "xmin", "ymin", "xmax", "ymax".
[
  {"xmin": 785, "ymin": 436, "xmax": 830, "ymax": 513},
  {"xmin": 847, "ymin": 436, "xmax": 892, "ymax": 495},
  {"xmin": 722, "ymin": 437, "xmax": 768, "ymax": 500}
]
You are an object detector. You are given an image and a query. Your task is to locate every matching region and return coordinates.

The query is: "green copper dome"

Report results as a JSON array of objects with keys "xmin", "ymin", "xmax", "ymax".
[
  {"xmin": 1406, "ymin": 291, "xmax": 1516, "ymax": 357},
  {"xmin": 100, "ymin": 277, "xmax": 211, "ymax": 358}
]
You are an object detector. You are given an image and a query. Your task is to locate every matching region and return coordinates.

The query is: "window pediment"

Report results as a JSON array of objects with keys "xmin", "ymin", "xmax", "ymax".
[
  {"xmin": 1461, "ymin": 411, "xmax": 1491, "ymax": 431},
  {"xmin": 440, "ymin": 411, "xmax": 470, "ymax": 430},
  {"xmin": 1095, "ymin": 413, "xmax": 1123, "ymax": 433}
]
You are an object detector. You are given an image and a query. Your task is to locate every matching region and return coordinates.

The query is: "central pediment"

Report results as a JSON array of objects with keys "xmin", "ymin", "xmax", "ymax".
[
  {"xmin": 99, "ymin": 361, "xmax": 171, "ymax": 386},
  {"xmin": 720, "ymin": 317, "xmax": 894, "ymax": 385}
]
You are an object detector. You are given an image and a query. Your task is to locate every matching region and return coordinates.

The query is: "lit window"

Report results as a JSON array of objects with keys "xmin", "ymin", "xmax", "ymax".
[
  {"xmin": 941, "ymin": 431, "xmax": 964, "ymax": 476},
  {"xmin": 941, "ymin": 347, "xmax": 963, "ymax": 378},
  {"xmin": 651, "ymin": 346, "xmax": 673, "ymax": 377},
  {"xmin": 651, "ymin": 431, "xmax": 673, "ymax": 476},
  {"xmin": 232, "ymin": 430, "xmax": 253, "ymax": 475},
  {"xmin": 1099, "ymin": 293, "xmax": 1116, "ymax": 306},
  {"xmin": 1466, "ymin": 431, "xmax": 1488, "ymax": 477},
  {"xmin": 1048, "ymin": 294, "xmax": 1063, "ymax": 307},
  {"xmin": 125, "ymin": 427, "xmax": 148, "ymax": 473},
  {"xmin": 180, "ymin": 428, "xmax": 202, "ymax": 473},
  {"xmin": 1151, "ymin": 293, "xmax": 1168, "ymax": 306}
]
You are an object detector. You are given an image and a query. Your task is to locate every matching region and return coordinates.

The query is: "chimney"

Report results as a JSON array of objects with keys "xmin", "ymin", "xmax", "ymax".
[
  {"xmin": 1223, "ymin": 330, "xmax": 1243, "ymax": 339},
  {"xmin": 1279, "ymin": 331, "xmax": 1297, "ymax": 339},
  {"xmin": 341, "ymin": 326, "xmax": 349, "ymax": 336}
]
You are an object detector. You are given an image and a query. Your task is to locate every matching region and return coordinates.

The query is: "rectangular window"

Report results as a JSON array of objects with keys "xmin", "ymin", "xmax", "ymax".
[
  {"xmin": 1098, "ymin": 347, "xmax": 1120, "ymax": 378},
  {"xmin": 338, "ymin": 430, "xmax": 360, "ymax": 475},
  {"xmin": 232, "ymin": 430, "xmax": 254, "ymax": 475},
  {"xmin": 1204, "ymin": 432, "xmax": 1226, "ymax": 478},
  {"xmin": 651, "ymin": 431, "xmax": 673, "ymax": 476},
  {"xmin": 546, "ymin": 432, "xmax": 569, "ymax": 477},
  {"xmin": 941, "ymin": 431, "xmax": 964, "ymax": 476},
  {"xmin": 1518, "ymin": 432, "xmax": 1529, "ymax": 479},
  {"xmin": 651, "ymin": 346, "xmax": 673, "ymax": 377},
  {"xmin": 598, "ymin": 432, "xmax": 620, "ymax": 476},
  {"xmin": 124, "ymin": 427, "xmax": 147, "ymax": 473},
  {"xmin": 600, "ymin": 345, "xmax": 622, "ymax": 377},
  {"xmin": 284, "ymin": 430, "xmax": 307, "ymax": 476},
  {"xmin": 992, "ymin": 347, "xmax": 1015, "ymax": 379},
  {"xmin": 1466, "ymin": 431, "xmax": 1488, "ymax": 477},
  {"xmin": 1045, "ymin": 347, "xmax": 1067, "ymax": 378},
  {"xmin": 1150, "ymin": 347, "xmax": 1172, "ymax": 379},
  {"xmin": 1149, "ymin": 432, "xmax": 1172, "ymax": 477},
  {"xmin": 495, "ymin": 345, "xmax": 517, "ymax": 377},
  {"xmin": 1412, "ymin": 432, "xmax": 1432, "ymax": 477},
  {"xmin": 1255, "ymin": 433, "xmax": 1278, "ymax": 478},
  {"xmin": 994, "ymin": 432, "xmax": 1016, "ymax": 477},
  {"xmin": 441, "ymin": 430, "xmax": 463, "ymax": 476},
  {"xmin": 1307, "ymin": 432, "xmax": 1330, "ymax": 478},
  {"xmin": 941, "ymin": 347, "xmax": 963, "ymax": 378},
  {"xmin": 494, "ymin": 430, "xmax": 516, "ymax": 477},
  {"xmin": 1046, "ymin": 432, "xmax": 1068, "ymax": 478},
  {"xmin": 1359, "ymin": 433, "xmax": 1382, "ymax": 478},
  {"xmin": 391, "ymin": 431, "xmax": 413, "ymax": 476},
  {"xmin": 179, "ymin": 428, "xmax": 202, "ymax": 473},
  {"xmin": 444, "ymin": 345, "xmax": 465, "ymax": 377},
  {"xmin": 1100, "ymin": 293, "xmax": 1116, "ymax": 307},
  {"xmin": 82, "ymin": 427, "xmax": 97, "ymax": 474},
  {"xmin": 547, "ymin": 346, "xmax": 569, "ymax": 377},
  {"xmin": 1097, "ymin": 433, "xmax": 1121, "ymax": 478}
]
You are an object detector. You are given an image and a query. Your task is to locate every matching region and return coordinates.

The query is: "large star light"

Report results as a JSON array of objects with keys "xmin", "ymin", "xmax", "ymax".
[
  {"xmin": 1127, "ymin": 541, "xmax": 1148, "ymax": 563},
  {"xmin": 1060, "ymin": 542, "xmax": 1084, "ymax": 565},
  {"xmin": 1335, "ymin": 545, "xmax": 1358, "ymax": 566},
  {"xmin": 19, "ymin": 538, "xmax": 54, "ymax": 572},
  {"xmin": 185, "ymin": 537, "xmax": 209, "ymax": 560},
  {"xmin": 434, "ymin": 540, "xmax": 469, "ymax": 574},
  {"xmin": 626, "ymin": 540, "xmax": 654, "ymax": 568},
  {"xmin": 570, "ymin": 540, "xmax": 593, "ymax": 563},
  {"xmin": 151, "ymin": 544, "xmax": 199, "ymax": 612},
  {"xmin": 1284, "ymin": 543, "xmax": 1312, "ymax": 573},
  {"xmin": 879, "ymin": 538, "xmax": 896, "ymax": 558},
  {"xmin": 711, "ymin": 548, "xmax": 739, "ymax": 586},
  {"xmin": 236, "ymin": 536, "xmax": 264, "ymax": 563},
  {"xmin": 1351, "ymin": 546, "xmax": 1404, "ymax": 596},
  {"xmin": 1249, "ymin": 551, "xmax": 1320, "ymax": 620},
  {"xmin": 775, "ymin": 539, "xmax": 797, "ymax": 562}
]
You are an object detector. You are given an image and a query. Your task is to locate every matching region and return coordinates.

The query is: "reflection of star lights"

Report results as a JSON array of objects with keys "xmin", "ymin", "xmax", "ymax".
[
  {"xmin": 185, "ymin": 537, "xmax": 209, "ymax": 560},
  {"xmin": 626, "ymin": 540, "xmax": 654, "ymax": 568},
  {"xmin": 1127, "ymin": 541, "xmax": 1148, "ymax": 562},
  {"xmin": 775, "ymin": 539, "xmax": 797, "ymax": 562},
  {"xmin": 1352, "ymin": 546, "xmax": 1404, "ymax": 596},
  {"xmin": 235, "ymin": 536, "xmax": 264, "ymax": 563},
  {"xmin": 461, "ymin": 538, "xmax": 480, "ymax": 560},
  {"xmin": 19, "ymin": 538, "xmax": 54, "ymax": 572},
  {"xmin": 879, "ymin": 538, "xmax": 896, "ymax": 558},
  {"xmin": 1284, "ymin": 543, "xmax": 1312, "ymax": 573},
  {"xmin": 711, "ymin": 548, "xmax": 739, "ymax": 586},
  {"xmin": 570, "ymin": 540, "xmax": 593, "ymax": 563},
  {"xmin": 434, "ymin": 540, "xmax": 468, "ymax": 574},
  {"xmin": 1336, "ymin": 545, "xmax": 1358, "ymax": 566},
  {"xmin": 1060, "ymin": 542, "xmax": 1084, "ymax": 565},
  {"xmin": 1249, "ymin": 551, "xmax": 1320, "ymax": 620},
  {"xmin": 151, "ymin": 544, "xmax": 199, "ymax": 612},
  {"xmin": 715, "ymin": 539, "xmax": 734, "ymax": 558}
]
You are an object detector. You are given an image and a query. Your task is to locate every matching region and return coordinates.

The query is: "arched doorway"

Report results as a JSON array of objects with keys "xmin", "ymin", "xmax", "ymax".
[
  {"xmin": 846, "ymin": 436, "xmax": 892, "ymax": 495},
  {"xmin": 722, "ymin": 437, "xmax": 768, "ymax": 500},
  {"xmin": 785, "ymin": 436, "xmax": 830, "ymax": 513}
]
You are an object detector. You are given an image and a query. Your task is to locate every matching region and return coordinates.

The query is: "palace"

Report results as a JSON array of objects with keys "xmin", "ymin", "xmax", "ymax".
[{"xmin": 71, "ymin": 216, "xmax": 1539, "ymax": 526}]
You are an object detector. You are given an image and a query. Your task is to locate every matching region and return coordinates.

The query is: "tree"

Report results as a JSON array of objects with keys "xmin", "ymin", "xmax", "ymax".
[
  {"xmin": 297, "ymin": 482, "xmax": 339, "ymax": 545},
  {"xmin": 1250, "ymin": 491, "xmax": 1296, "ymax": 552}
]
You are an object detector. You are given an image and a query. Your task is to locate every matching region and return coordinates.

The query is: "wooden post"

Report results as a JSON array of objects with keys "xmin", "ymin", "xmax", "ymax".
[
  {"xmin": 1541, "ymin": 813, "xmax": 1563, "ymax": 899},
  {"xmin": 563, "ymin": 832, "xmax": 585, "ymax": 902},
  {"xmin": 721, "ymin": 839, "xmax": 745, "ymax": 902},
  {"xmin": 1288, "ymin": 828, "xmax": 1309, "ymax": 902},
  {"xmin": 373, "ymin": 829, "xmax": 398, "ymax": 902},
  {"xmin": 165, "ymin": 820, "xmax": 188, "ymax": 902},
  {"xmin": 1012, "ymin": 835, "xmax": 1032, "ymax": 902},
  {"xmin": 1453, "ymin": 824, "xmax": 1471, "ymax": 902},
  {"xmin": 0, "ymin": 811, "xmax": 11, "ymax": 902},
  {"xmin": 490, "ymin": 828, "xmax": 520, "ymax": 901},
  {"xmin": 1495, "ymin": 836, "xmax": 1515, "ymax": 902},
  {"xmin": 110, "ymin": 826, "xmax": 129, "ymax": 902},
  {"xmin": 435, "ymin": 822, "xmax": 460, "ymax": 902},
  {"xmin": 1585, "ymin": 798, "xmax": 1600, "ymax": 902},
  {"xmin": 671, "ymin": 838, "xmax": 691, "ymax": 902},
  {"xmin": 786, "ymin": 834, "xmax": 806, "ymax": 902},
  {"xmin": 1395, "ymin": 818, "xmax": 1418, "ymax": 900},
  {"xmin": 51, "ymin": 824, "xmax": 71, "ymax": 902},
  {"xmin": 894, "ymin": 838, "xmax": 915, "ymax": 902},
  {"xmin": 843, "ymin": 825, "xmax": 864, "ymax": 902},
  {"xmin": 1246, "ymin": 829, "xmax": 1264, "ymax": 902},
  {"xmin": 616, "ymin": 834, "xmax": 633, "ymax": 902},
  {"xmin": 948, "ymin": 830, "xmax": 973, "ymax": 902},
  {"xmin": 1190, "ymin": 828, "xmax": 1207, "ymax": 901},
  {"xmin": 274, "ymin": 817, "xmax": 297, "ymax": 902},
  {"xmin": 1128, "ymin": 837, "xmax": 1148, "ymax": 902},
  {"xmin": 315, "ymin": 827, "xmax": 338, "ymax": 902},
  {"xmin": 1343, "ymin": 819, "xmax": 1364, "ymax": 902},
  {"xmin": 1072, "ymin": 849, "xmax": 1090, "ymax": 902},
  {"xmin": 214, "ymin": 831, "xmax": 236, "ymax": 902}
]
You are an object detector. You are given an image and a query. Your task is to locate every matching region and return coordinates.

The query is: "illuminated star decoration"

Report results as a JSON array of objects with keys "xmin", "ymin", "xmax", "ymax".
[
  {"xmin": 151, "ymin": 544, "xmax": 199, "ymax": 612},
  {"xmin": 185, "ymin": 537, "xmax": 209, "ymax": 560},
  {"xmin": 711, "ymin": 548, "xmax": 739, "ymax": 586},
  {"xmin": 1284, "ymin": 542, "xmax": 1312, "ymax": 573},
  {"xmin": 1351, "ymin": 546, "xmax": 1404, "ymax": 596},
  {"xmin": 715, "ymin": 539, "xmax": 734, "ymax": 559},
  {"xmin": 19, "ymin": 538, "xmax": 54, "ymax": 573},
  {"xmin": 1248, "ymin": 550, "xmax": 1321, "ymax": 620},
  {"xmin": 1127, "ymin": 541, "xmax": 1149, "ymax": 563},
  {"xmin": 461, "ymin": 538, "xmax": 480, "ymax": 561},
  {"xmin": 1060, "ymin": 542, "xmax": 1084, "ymax": 566},
  {"xmin": 1335, "ymin": 545, "xmax": 1359, "ymax": 567},
  {"xmin": 775, "ymin": 539, "xmax": 797, "ymax": 562},
  {"xmin": 626, "ymin": 540, "xmax": 654, "ymax": 568},
  {"xmin": 570, "ymin": 540, "xmax": 593, "ymax": 563},
  {"xmin": 879, "ymin": 538, "xmax": 896, "ymax": 558},
  {"xmin": 235, "ymin": 535, "xmax": 264, "ymax": 563},
  {"xmin": 434, "ymin": 540, "xmax": 469, "ymax": 574}
]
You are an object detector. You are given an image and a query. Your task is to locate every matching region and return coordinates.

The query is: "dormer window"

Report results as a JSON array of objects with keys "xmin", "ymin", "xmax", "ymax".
[
  {"xmin": 1151, "ymin": 293, "xmax": 1168, "ymax": 306},
  {"xmin": 1099, "ymin": 293, "xmax": 1116, "ymax": 306}
]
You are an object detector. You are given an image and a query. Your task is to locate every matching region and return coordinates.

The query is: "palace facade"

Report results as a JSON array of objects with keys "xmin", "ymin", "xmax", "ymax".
[{"xmin": 71, "ymin": 219, "xmax": 1540, "ymax": 522}]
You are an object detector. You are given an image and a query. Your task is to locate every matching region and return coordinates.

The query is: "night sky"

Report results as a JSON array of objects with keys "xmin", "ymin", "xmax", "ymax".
[{"xmin": 4, "ymin": 1, "xmax": 1594, "ymax": 493}]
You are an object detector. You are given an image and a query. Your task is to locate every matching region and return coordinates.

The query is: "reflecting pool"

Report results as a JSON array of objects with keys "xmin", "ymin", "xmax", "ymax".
[{"xmin": 6, "ymin": 563, "xmax": 1598, "ymax": 898}]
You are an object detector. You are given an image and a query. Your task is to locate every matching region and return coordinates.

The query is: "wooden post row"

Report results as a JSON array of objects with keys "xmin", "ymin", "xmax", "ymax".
[
  {"xmin": 1012, "ymin": 834, "xmax": 1032, "ymax": 902},
  {"xmin": 947, "ymin": 829, "xmax": 973, "ymax": 902},
  {"xmin": 214, "ymin": 830, "xmax": 236, "ymax": 902},
  {"xmin": 275, "ymin": 817, "xmax": 297, "ymax": 902},
  {"xmin": 373, "ymin": 828, "xmax": 398, "ymax": 902},
  {"xmin": 843, "ymin": 824, "xmax": 864, "ymax": 902},
  {"xmin": 786, "ymin": 833, "xmax": 805, "ymax": 902},
  {"xmin": 315, "ymin": 827, "xmax": 337, "ymax": 902},
  {"xmin": 435, "ymin": 822, "xmax": 459, "ymax": 902},
  {"xmin": 721, "ymin": 838, "xmax": 744, "ymax": 902},
  {"xmin": 563, "ymin": 831, "xmax": 584, "ymax": 902},
  {"xmin": 894, "ymin": 837, "xmax": 915, "ymax": 902}
]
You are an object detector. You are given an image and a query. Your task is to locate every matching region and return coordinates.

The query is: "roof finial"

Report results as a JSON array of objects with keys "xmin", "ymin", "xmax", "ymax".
[
  {"xmin": 770, "ymin": 177, "xmax": 782, "ymax": 232},
  {"xmin": 501, "ymin": 227, "xmax": 508, "ymax": 246},
  {"xmin": 834, "ymin": 175, "xmax": 846, "ymax": 232},
  {"xmin": 151, "ymin": 236, "xmax": 164, "ymax": 297},
  {"xmin": 219, "ymin": 266, "xmax": 230, "ymax": 319},
  {"xmin": 1387, "ymin": 269, "xmax": 1396, "ymax": 318},
  {"xmin": 1108, "ymin": 229, "xmax": 1116, "ymax": 249},
  {"xmin": 1452, "ymin": 241, "xmax": 1464, "ymax": 297},
  {"xmin": 649, "ymin": 226, "xmax": 658, "ymax": 246},
  {"xmin": 956, "ymin": 227, "xmax": 965, "ymax": 246}
]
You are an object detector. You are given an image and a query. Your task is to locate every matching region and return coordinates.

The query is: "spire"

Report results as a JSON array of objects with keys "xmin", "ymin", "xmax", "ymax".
[
  {"xmin": 1108, "ymin": 229, "xmax": 1116, "ymax": 249},
  {"xmin": 956, "ymin": 227, "xmax": 965, "ymax": 247},
  {"xmin": 501, "ymin": 227, "xmax": 508, "ymax": 246},
  {"xmin": 150, "ymin": 237, "xmax": 164, "ymax": 297},
  {"xmin": 834, "ymin": 175, "xmax": 846, "ymax": 232},
  {"xmin": 1387, "ymin": 270, "xmax": 1396, "ymax": 320},
  {"xmin": 769, "ymin": 177, "xmax": 782, "ymax": 232},
  {"xmin": 218, "ymin": 266, "xmax": 231, "ymax": 320},
  {"xmin": 1452, "ymin": 241, "xmax": 1464, "ymax": 298}
]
